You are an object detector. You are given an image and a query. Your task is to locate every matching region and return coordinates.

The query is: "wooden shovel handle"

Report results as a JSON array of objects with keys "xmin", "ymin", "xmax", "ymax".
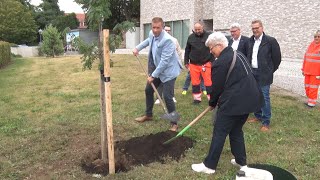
[
  {"xmin": 188, "ymin": 106, "xmax": 212, "ymax": 127},
  {"xmin": 135, "ymin": 55, "xmax": 168, "ymax": 114}
]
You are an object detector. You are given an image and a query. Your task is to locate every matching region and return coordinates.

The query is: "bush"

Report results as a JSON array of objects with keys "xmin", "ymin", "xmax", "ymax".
[
  {"xmin": 0, "ymin": 41, "xmax": 11, "ymax": 68},
  {"xmin": 11, "ymin": 53, "xmax": 22, "ymax": 58},
  {"xmin": 40, "ymin": 25, "xmax": 64, "ymax": 57}
]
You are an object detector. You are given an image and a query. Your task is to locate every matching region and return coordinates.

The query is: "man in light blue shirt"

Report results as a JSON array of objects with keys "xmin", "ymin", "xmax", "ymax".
[{"xmin": 133, "ymin": 17, "xmax": 182, "ymax": 131}]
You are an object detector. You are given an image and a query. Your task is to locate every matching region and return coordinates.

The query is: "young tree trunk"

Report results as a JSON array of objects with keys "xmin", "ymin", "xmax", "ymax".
[{"xmin": 99, "ymin": 22, "xmax": 108, "ymax": 163}]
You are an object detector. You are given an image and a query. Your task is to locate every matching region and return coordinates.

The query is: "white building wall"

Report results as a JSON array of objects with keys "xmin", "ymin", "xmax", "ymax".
[
  {"xmin": 126, "ymin": 27, "xmax": 140, "ymax": 49},
  {"xmin": 140, "ymin": 0, "xmax": 196, "ymax": 40},
  {"xmin": 140, "ymin": 0, "xmax": 320, "ymax": 59},
  {"xmin": 11, "ymin": 46, "xmax": 39, "ymax": 57},
  {"xmin": 212, "ymin": 0, "xmax": 320, "ymax": 59}
]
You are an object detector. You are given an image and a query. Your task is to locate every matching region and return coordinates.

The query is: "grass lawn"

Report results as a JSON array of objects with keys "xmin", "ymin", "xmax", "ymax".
[{"xmin": 0, "ymin": 55, "xmax": 319, "ymax": 179}]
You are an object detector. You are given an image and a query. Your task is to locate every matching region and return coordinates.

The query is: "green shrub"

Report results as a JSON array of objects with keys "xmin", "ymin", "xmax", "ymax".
[
  {"xmin": 10, "ymin": 53, "xmax": 22, "ymax": 58},
  {"xmin": 0, "ymin": 41, "xmax": 11, "ymax": 68},
  {"xmin": 40, "ymin": 25, "xmax": 64, "ymax": 57}
]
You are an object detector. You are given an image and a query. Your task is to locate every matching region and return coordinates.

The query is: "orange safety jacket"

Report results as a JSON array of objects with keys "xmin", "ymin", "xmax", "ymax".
[{"xmin": 302, "ymin": 41, "xmax": 320, "ymax": 75}]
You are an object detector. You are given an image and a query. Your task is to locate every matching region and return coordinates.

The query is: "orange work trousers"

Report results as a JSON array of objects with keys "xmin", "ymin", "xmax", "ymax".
[
  {"xmin": 189, "ymin": 62, "xmax": 212, "ymax": 101},
  {"xmin": 304, "ymin": 75, "xmax": 320, "ymax": 106}
]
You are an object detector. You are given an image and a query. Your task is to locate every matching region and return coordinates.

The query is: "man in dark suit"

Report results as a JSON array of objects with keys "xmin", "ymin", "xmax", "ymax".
[
  {"xmin": 246, "ymin": 20, "xmax": 282, "ymax": 132},
  {"xmin": 228, "ymin": 23, "xmax": 249, "ymax": 57},
  {"xmin": 191, "ymin": 32, "xmax": 264, "ymax": 174}
]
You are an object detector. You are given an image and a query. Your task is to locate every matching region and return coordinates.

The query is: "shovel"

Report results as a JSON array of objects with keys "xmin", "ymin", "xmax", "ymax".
[
  {"xmin": 134, "ymin": 55, "xmax": 169, "ymax": 115},
  {"xmin": 163, "ymin": 106, "xmax": 212, "ymax": 145}
]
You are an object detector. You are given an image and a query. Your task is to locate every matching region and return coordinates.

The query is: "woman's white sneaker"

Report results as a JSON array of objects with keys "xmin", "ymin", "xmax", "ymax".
[
  {"xmin": 191, "ymin": 162, "xmax": 215, "ymax": 174},
  {"xmin": 231, "ymin": 159, "xmax": 247, "ymax": 169}
]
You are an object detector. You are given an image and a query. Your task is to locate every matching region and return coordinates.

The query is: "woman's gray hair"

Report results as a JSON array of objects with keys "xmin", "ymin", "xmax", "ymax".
[{"xmin": 205, "ymin": 32, "xmax": 228, "ymax": 48}]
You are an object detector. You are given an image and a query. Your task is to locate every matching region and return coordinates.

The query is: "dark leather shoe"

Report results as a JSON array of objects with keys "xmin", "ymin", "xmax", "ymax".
[{"xmin": 135, "ymin": 115, "xmax": 152, "ymax": 122}]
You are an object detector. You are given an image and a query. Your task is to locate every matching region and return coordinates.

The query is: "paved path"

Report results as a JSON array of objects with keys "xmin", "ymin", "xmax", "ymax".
[{"xmin": 273, "ymin": 58, "xmax": 305, "ymax": 97}]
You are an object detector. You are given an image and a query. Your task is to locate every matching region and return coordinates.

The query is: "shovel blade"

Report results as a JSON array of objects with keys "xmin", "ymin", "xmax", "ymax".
[
  {"xmin": 160, "ymin": 111, "xmax": 180, "ymax": 124},
  {"xmin": 163, "ymin": 134, "xmax": 181, "ymax": 145},
  {"xmin": 163, "ymin": 125, "xmax": 191, "ymax": 145}
]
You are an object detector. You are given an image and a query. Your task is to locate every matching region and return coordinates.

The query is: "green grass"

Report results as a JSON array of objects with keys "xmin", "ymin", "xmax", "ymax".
[{"xmin": 0, "ymin": 55, "xmax": 319, "ymax": 179}]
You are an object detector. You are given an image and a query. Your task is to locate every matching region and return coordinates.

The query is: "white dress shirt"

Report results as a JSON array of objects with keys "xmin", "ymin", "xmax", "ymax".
[
  {"xmin": 251, "ymin": 34, "xmax": 263, "ymax": 68},
  {"xmin": 231, "ymin": 35, "xmax": 241, "ymax": 50},
  {"xmin": 152, "ymin": 36, "xmax": 159, "ymax": 61}
]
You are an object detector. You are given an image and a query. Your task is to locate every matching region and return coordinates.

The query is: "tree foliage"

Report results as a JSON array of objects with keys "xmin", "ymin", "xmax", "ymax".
[
  {"xmin": 104, "ymin": 0, "xmax": 140, "ymax": 29},
  {"xmin": 75, "ymin": 0, "xmax": 112, "ymax": 30},
  {"xmin": 75, "ymin": 0, "xmax": 140, "ymax": 29},
  {"xmin": 16, "ymin": 0, "xmax": 35, "ymax": 11},
  {"xmin": 40, "ymin": 24, "xmax": 64, "ymax": 57},
  {"xmin": 34, "ymin": 0, "xmax": 64, "ymax": 30},
  {"xmin": 52, "ymin": 13, "xmax": 79, "ymax": 33},
  {"xmin": 0, "ymin": 0, "xmax": 37, "ymax": 44},
  {"xmin": 73, "ymin": 37, "xmax": 100, "ymax": 70}
]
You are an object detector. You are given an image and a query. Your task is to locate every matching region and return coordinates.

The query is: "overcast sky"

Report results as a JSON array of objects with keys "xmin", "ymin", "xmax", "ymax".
[{"xmin": 30, "ymin": 0, "xmax": 84, "ymax": 13}]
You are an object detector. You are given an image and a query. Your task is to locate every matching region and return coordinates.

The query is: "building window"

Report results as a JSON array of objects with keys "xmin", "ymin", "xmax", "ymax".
[
  {"xmin": 143, "ymin": 23, "xmax": 151, "ymax": 39},
  {"xmin": 166, "ymin": 19, "xmax": 190, "ymax": 49},
  {"xmin": 143, "ymin": 19, "xmax": 190, "ymax": 48}
]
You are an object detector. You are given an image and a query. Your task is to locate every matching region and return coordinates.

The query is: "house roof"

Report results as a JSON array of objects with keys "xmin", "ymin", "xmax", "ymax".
[{"xmin": 65, "ymin": 13, "xmax": 87, "ymax": 29}]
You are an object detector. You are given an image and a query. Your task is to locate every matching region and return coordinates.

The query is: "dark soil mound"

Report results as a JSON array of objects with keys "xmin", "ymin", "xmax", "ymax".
[{"xmin": 81, "ymin": 131, "xmax": 194, "ymax": 175}]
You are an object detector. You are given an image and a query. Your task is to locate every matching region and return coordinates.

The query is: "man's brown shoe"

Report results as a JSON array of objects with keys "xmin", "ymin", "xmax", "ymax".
[
  {"xmin": 260, "ymin": 125, "xmax": 270, "ymax": 132},
  {"xmin": 247, "ymin": 118, "xmax": 259, "ymax": 123},
  {"xmin": 169, "ymin": 124, "xmax": 178, "ymax": 132},
  {"xmin": 135, "ymin": 115, "xmax": 152, "ymax": 122}
]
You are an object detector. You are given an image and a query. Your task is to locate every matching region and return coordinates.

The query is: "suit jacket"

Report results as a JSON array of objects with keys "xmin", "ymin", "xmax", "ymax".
[
  {"xmin": 228, "ymin": 35, "xmax": 249, "ymax": 57},
  {"xmin": 136, "ymin": 30, "xmax": 182, "ymax": 83},
  {"xmin": 247, "ymin": 33, "xmax": 281, "ymax": 86},
  {"xmin": 209, "ymin": 47, "xmax": 264, "ymax": 115}
]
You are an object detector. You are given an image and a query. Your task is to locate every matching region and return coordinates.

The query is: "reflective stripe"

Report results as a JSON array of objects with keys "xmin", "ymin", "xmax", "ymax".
[
  {"xmin": 193, "ymin": 93, "xmax": 202, "ymax": 101},
  {"xmin": 305, "ymin": 84, "xmax": 319, "ymax": 88},
  {"xmin": 307, "ymin": 102, "xmax": 316, "ymax": 106},
  {"xmin": 306, "ymin": 53, "xmax": 320, "ymax": 57},
  {"xmin": 308, "ymin": 99, "xmax": 317, "ymax": 102},
  {"xmin": 305, "ymin": 58, "xmax": 320, "ymax": 63},
  {"xmin": 207, "ymin": 94, "xmax": 210, "ymax": 101}
]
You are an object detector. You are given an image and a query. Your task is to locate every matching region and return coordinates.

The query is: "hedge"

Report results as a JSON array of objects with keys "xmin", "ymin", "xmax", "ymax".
[{"xmin": 0, "ymin": 41, "xmax": 11, "ymax": 68}]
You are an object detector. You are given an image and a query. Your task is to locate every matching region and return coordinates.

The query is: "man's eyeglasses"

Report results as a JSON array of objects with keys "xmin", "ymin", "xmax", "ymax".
[
  {"xmin": 314, "ymin": 35, "xmax": 320, "ymax": 38},
  {"xmin": 252, "ymin": 27, "xmax": 261, "ymax": 31}
]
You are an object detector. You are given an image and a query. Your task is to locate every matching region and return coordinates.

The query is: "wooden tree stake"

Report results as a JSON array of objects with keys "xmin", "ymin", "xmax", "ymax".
[{"xmin": 103, "ymin": 29, "xmax": 115, "ymax": 174}]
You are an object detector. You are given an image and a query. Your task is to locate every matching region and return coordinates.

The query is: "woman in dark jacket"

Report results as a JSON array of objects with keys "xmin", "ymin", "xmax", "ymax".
[{"xmin": 191, "ymin": 32, "xmax": 264, "ymax": 174}]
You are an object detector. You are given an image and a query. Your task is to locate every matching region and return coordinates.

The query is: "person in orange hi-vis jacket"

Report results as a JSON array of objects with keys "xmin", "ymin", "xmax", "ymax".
[{"xmin": 302, "ymin": 30, "xmax": 320, "ymax": 108}]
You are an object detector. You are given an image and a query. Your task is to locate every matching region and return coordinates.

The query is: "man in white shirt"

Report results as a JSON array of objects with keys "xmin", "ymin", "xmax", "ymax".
[
  {"xmin": 228, "ymin": 23, "xmax": 249, "ymax": 57},
  {"xmin": 246, "ymin": 20, "xmax": 282, "ymax": 132}
]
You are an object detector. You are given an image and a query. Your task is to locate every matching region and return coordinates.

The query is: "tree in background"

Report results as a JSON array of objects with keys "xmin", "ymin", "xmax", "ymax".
[
  {"xmin": 52, "ymin": 13, "xmax": 79, "ymax": 33},
  {"xmin": 0, "ymin": 0, "xmax": 37, "ymax": 45},
  {"xmin": 34, "ymin": 0, "xmax": 64, "ymax": 30},
  {"xmin": 40, "ymin": 25, "xmax": 64, "ymax": 57},
  {"xmin": 75, "ymin": 0, "xmax": 140, "ymax": 30},
  {"xmin": 16, "ymin": 0, "xmax": 35, "ymax": 11},
  {"xmin": 105, "ymin": 0, "xmax": 140, "ymax": 29}
]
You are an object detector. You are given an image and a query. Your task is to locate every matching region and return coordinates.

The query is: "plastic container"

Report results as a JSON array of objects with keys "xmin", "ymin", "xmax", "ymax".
[{"xmin": 235, "ymin": 167, "xmax": 273, "ymax": 180}]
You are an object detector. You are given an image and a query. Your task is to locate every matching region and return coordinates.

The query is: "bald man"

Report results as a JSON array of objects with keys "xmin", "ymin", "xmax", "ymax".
[{"xmin": 184, "ymin": 22, "xmax": 213, "ymax": 104}]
